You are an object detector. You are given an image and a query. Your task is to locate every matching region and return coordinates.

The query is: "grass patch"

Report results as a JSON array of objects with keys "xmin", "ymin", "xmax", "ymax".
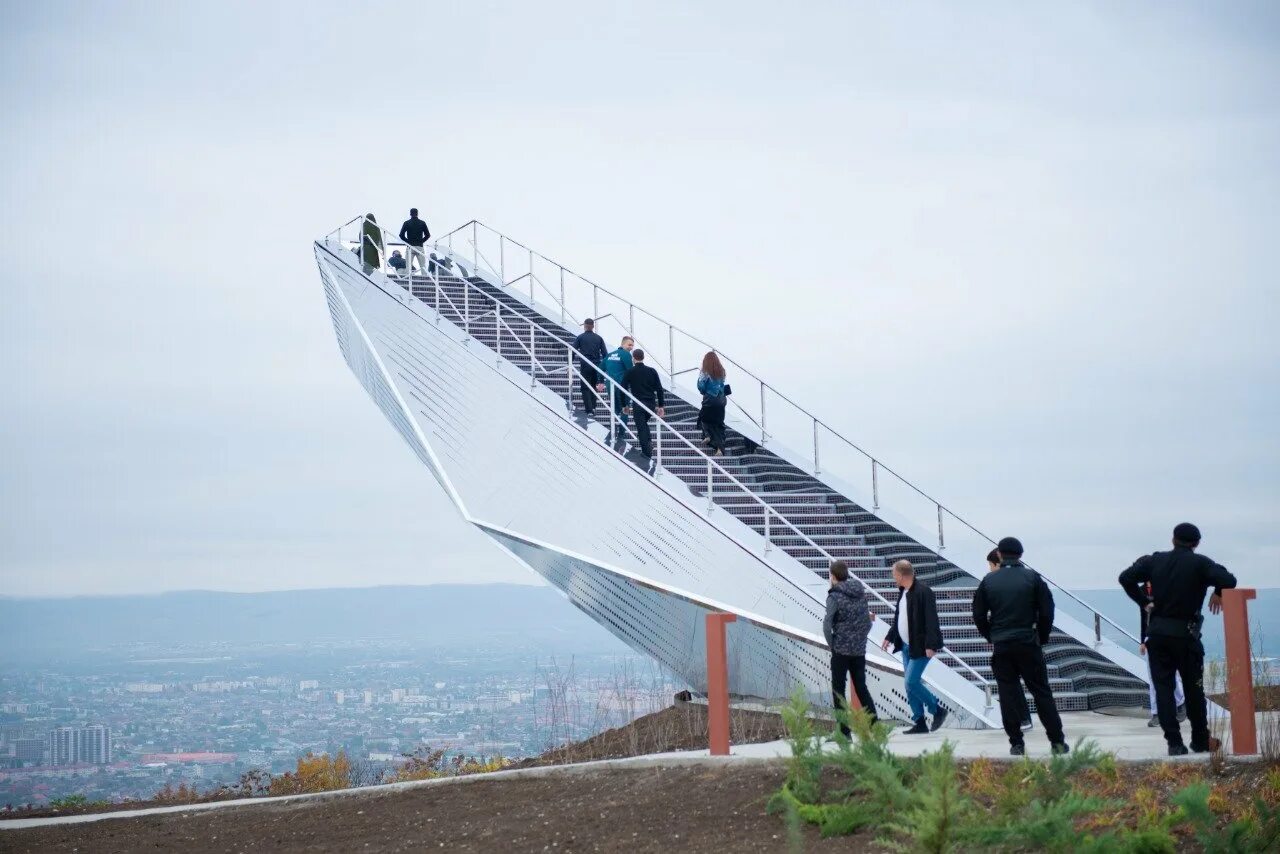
[{"xmin": 769, "ymin": 688, "xmax": 1280, "ymax": 853}]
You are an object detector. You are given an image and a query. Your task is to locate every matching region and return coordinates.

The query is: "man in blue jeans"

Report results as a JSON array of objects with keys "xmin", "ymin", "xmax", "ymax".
[{"xmin": 881, "ymin": 559, "xmax": 948, "ymax": 733}]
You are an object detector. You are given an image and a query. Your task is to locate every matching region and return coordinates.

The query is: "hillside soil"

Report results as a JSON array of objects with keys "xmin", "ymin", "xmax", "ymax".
[
  {"xmin": 1210, "ymin": 684, "xmax": 1280, "ymax": 712},
  {"xmin": 515, "ymin": 701, "xmax": 788, "ymax": 767},
  {"xmin": 0, "ymin": 763, "xmax": 872, "ymax": 853}
]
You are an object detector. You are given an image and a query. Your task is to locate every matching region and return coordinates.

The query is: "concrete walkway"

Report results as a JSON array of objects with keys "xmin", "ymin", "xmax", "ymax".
[{"xmin": 641, "ymin": 709, "xmax": 1255, "ymax": 762}]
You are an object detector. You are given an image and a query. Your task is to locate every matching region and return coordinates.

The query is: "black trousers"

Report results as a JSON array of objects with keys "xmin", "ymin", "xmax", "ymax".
[
  {"xmin": 633, "ymin": 407, "xmax": 654, "ymax": 456},
  {"xmin": 991, "ymin": 641, "xmax": 1065, "ymax": 746},
  {"xmin": 1147, "ymin": 634, "xmax": 1209, "ymax": 748},
  {"xmin": 831, "ymin": 652, "xmax": 877, "ymax": 735},
  {"xmin": 700, "ymin": 401, "xmax": 727, "ymax": 452},
  {"xmin": 578, "ymin": 365, "xmax": 602, "ymax": 413}
]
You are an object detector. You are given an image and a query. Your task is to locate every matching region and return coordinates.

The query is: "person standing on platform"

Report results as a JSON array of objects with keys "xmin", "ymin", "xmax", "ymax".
[
  {"xmin": 621, "ymin": 350, "xmax": 665, "ymax": 457},
  {"xmin": 972, "ymin": 537, "xmax": 1069, "ymax": 756},
  {"xmin": 881, "ymin": 560, "xmax": 948, "ymax": 734},
  {"xmin": 398, "ymin": 208, "xmax": 431, "ymax": 275},
  {"xmin": 1118, "ymin": 522, "xmax": 1236, "ymax": 756},
  {"xmin": 572, "ymin": 319, "xmax": 609, "ymax": 416},
  {"xmin": 696, "ymin": 351, "xmax": 729, "ymax": 457},
  {"xmin": 1136, "ymin": 579, "xmax": 1187, "ymax": 728},
  {"xmin": 824, "ymin": 560, "xmax": 878, "ymax": 736},
  {"xmin": 361, "ymin": 213, "xmax": 383, "ymax": 271},
  {"xmin": 602, "ymin": 336, "xmax": 635, "ymax": 442},
  {"xmin": 986, "ymin": 549, "xmax": 1034, "ymax": 733}
]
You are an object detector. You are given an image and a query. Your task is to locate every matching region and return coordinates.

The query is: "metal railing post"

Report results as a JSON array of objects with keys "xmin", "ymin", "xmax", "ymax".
[
  {"xmin": 984, "ymin": 683, "xmax": 993, "ymax": 709},
  {"xmin": 872, "ymin": 460, "xmax": 880, "ymax": 510},
  {"xmin": 763, "ymin": 508, "xmax": 771, "ymax": 553},
  {"xmin": 463, "ymin": 280, "xmax": 471, "ymax": 340},
  {"xmin": 495, "ymin": 303, "xmax": 503, "ymax": 366},
  {"xmin": 472, "ymin": 222, "xmax": 478, "ymax": 274},
  {"xmin": 760, "ymin": 384, "xmax": 768, "ymax": 446},
  {"xmin": 813, "ymin": 419, "xmax": 820, "ymax": 475},
  {"xmin": 559, "ymin": 268, "xmax": 566, "ymax": 324},
  {"xmin": 529, "ymin": 249, "xmax": 535, "ymax": 307},
  {"xmin": 609, "ymin": 385, "xmax": 617, "ymax": 441},
  {"xmin": 1093, "ymin": 613, "xmax": 1102, "ymax": 647},
  {"xmin": 937, "ymin": 505, "xmax": 945, "ymax": 550},
  {"xmin": 593, "ymin": 284, "xmax": 599, "ymax": 319},
  {"xmin": 500, "ymin": 235, "xmax": 505, "ymax": 285},
  {"xmin": 706, "ymin": 458, "xmax": 714, "ymax": 513},
  {"xmin": 529, "ymin": 323, "xmax": 537, "ymax": 388},
  {"xmin": 629, "ymin": 304, "xmax": 635, "ymax": 336},
  {"xmin": 655, "ymin": 419, "xmax": 662, "ymax": 476},
  {"xmin": 567, "ymin": 348, "xmax": 575, "ymax": 410}
]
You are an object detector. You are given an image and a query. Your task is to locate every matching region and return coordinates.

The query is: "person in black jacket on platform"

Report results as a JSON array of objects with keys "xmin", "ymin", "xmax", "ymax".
[
  {"xmin": 986, "ymin": 549, "xmax": 1034, "ymax": 733},
  {"xmin": 571, "ymin": 319, "xmax": 609, "ymax": 415},
  {"xmin": 973, "ymin": 537, "xmax": 1068, "ymax": 756},
  {"xmin": 398, "ymin": 208, "xmax": 430, "ymax": 274},
  {"xmin": 621, "ymin": 350, "xmax": 665, "ymax": 457},
  {"xmin": 880, "ymin": 560, "xmax": 948, "ymax": 733},
  {"xmin": 1119, "ymin": 522, "xmax": 1236, "ymax": 756}
]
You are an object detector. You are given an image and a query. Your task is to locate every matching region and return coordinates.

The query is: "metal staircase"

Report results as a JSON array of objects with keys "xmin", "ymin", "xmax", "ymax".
[{"xmin": 318, "ymin": 216, "xmax": 1150, "ymax": 717}]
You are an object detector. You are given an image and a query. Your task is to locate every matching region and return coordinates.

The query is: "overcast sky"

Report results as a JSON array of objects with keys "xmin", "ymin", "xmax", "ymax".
[{"xmin": 2, "ymin": 1, "xmax": 1276, "ymax": 596}]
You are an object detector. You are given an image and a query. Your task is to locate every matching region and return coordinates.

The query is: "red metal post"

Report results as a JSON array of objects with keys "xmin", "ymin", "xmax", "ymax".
[
  {"xmin": 1222, "ymin": 588, "xmax": 1257, "ymax": 755},
  {"xmin": 847, "ymin": 678, "xmax": 863, "ymax": 711},
  {"xmin": 705, "ymin": 612, "xmax": 737, "ymax": 756}
]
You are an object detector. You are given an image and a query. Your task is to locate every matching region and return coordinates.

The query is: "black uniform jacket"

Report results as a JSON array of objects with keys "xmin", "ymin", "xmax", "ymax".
[
  {"xmin": 885, "ymin": 579, "xmax": 944, "ymax": 659},
  {"xmin": 972, "ymin": 560, "xmax": 1055, "ymax": 645},
  {"xmin": 1119, "ymin": 546, "xmax": 1235, "ymax": 637}
]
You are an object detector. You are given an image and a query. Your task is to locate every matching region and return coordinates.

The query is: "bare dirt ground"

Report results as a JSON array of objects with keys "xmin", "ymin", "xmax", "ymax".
[{"xmin": 0, "ymin": 763, "xmax": 872, "ymax": 854}]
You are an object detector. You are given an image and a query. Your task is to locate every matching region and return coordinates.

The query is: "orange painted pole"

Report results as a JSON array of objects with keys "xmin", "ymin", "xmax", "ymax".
[
  {"xmin": 847, "ymin": 678, "xmax": 862, "ymax": 710},
  {"xmin": 706, "ymin": 612, "xmax": 737, "ymax": 756},
  {"xmin": 1222, "ymin": 588, "xmax": 1257, "ymax": 755}
]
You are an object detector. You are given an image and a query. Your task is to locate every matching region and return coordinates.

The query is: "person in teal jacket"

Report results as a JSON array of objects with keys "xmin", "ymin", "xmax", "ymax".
[{"xmin": 601, "ymin": 336, "xmax": 635, "ymax": 442}]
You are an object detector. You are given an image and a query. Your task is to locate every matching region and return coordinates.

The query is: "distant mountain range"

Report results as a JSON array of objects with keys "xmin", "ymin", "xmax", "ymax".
[
  {"xmin": 0, "ymin": 584, "xmax": 632, "ymax": 661},
  {"xmin": 2, "ymin": 584, "xmax": 1272, "ymax": 664}
]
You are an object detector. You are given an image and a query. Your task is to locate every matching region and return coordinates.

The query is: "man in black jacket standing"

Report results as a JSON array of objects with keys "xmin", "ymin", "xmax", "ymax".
[
  {"xmin": 571, "ymin": 319, "xmax": 609, "ymax": 416},
  {"xmin": 1119, "ymin": 522, "xmax": 1236, "ymax": 756},
  {"xmin": 398, "ymin": 208, "xmax": 430, "ymax": 274},
  {"xmin": 880, "ymin": 560, "xmax": 948, "ymax": 733},
  {"xmin": 620, "ymin": 350, "xmax": 665, "ymax": 457},
  {"xmin": 972, "ymin": 537, "xmax": 1068, "ymax": 756}
]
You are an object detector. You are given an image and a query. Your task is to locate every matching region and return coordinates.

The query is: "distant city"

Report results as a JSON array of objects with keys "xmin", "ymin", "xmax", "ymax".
[
  {"xmin": 0, "ymin": 585, "xmax": 666, "ymax": 808},
  {"xmin": 0, "ymin": 637, "xmax": 673, "ymax": 808}
]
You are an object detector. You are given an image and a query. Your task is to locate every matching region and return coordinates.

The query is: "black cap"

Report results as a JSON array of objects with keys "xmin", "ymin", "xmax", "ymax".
[
  {"xmin": 1173, "ymin": 522, "xmax": 1201, "ymax": 545},
  {"xmin": 996, "ymin": 536, "xmax": 1024, "ymax": 557}
]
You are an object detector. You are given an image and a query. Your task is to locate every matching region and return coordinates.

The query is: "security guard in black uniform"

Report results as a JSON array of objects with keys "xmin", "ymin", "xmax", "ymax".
[
  {"xmin": 972, "ymin": 537, "xmax": 1069, "ymax": 756},
  {"xmin": 1118, "ymin": 522, "xmax": 1236, "ymax": 756}
]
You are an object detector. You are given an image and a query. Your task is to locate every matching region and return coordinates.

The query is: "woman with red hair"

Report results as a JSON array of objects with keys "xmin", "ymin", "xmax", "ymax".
[{"xmin": 697, "ymin": 351, "xmax": 729, "ymax": 456}]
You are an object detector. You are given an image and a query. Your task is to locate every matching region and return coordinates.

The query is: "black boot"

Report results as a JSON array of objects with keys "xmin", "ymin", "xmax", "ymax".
[
  {"xmin": 901, "ymin": 719, "xmax": 929, "ymax": 735},
  {"xmin": 930, "ymin": 707, "xmax": 949, "ymax": 732}
]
